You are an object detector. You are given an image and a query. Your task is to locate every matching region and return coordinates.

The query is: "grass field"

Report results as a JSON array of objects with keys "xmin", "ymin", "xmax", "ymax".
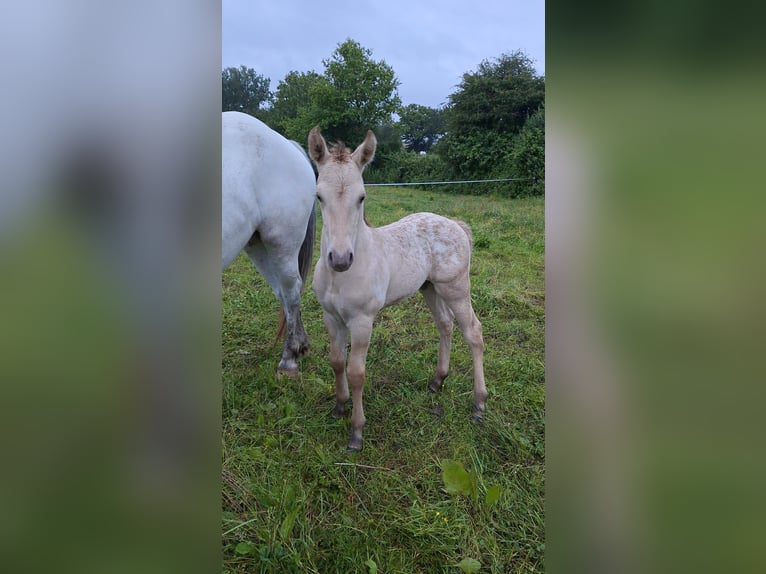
[{"xmin": 222, "ymin": 187, "xmax": 544, "ymax": 573}]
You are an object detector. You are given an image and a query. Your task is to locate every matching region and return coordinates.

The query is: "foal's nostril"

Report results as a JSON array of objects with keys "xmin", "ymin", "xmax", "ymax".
[
  {"xmin": 328, "ymin": 251, "xmax": 334, "ymax": 263},
  {"xmin": 349, "ymin": 252, "xmax": 353, "ymax": 264}
]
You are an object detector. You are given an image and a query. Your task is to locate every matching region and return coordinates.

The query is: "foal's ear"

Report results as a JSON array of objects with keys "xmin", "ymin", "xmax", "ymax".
[
  {"xmin": 308, "ymin": 126, "xmax": 328, "ymax": 165},
  {"xmin": 351, "ymin": 130, "xmax": 376, "ymax": 170}
]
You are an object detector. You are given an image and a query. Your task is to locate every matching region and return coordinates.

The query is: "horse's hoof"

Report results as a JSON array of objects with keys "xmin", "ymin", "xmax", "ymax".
[
  {"xmin": 331, "ymin": 405, "xmax": 345, "ymax": 418},
  {"xmin": 470, "ymin": 413, "xmax": 484, "ymax": 424},
  {"xmin": 347, "ymin": 434, "xmax": 363, "ymax": 452},
  {"xmin": 277, "ymin": 368, "xmax": 298, "ymax": 379}
]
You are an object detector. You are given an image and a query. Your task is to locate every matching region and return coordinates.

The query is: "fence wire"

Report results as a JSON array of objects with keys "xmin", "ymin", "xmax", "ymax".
[{"xmin": 364, "ymin": 176, "xmax": 533, "ymax": 187}]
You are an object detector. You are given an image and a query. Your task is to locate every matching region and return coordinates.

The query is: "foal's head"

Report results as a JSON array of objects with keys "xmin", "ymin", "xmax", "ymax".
[{"xmin": 308, "ymin": 126, "xmax": 376, "ymax": 272}]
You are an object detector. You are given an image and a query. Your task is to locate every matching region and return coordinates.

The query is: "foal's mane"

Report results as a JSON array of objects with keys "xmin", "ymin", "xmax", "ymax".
[{"xmin": 329, "ymin": 142, "xmax": 351, "ymax": 163}]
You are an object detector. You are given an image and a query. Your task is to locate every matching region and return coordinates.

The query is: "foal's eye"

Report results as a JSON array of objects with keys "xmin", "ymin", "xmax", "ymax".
[
  {"xmin": 358, "ymin": 195, "xmax": 366, "ymax": 204},
  {"xmin": 316, "ymin": 194, "xmax": 323, "ymax": 204}
]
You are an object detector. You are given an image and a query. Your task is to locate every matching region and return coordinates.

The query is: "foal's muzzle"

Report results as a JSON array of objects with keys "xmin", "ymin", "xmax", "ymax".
[{"xmin": 328, "ymin": 250, "xmax": 353, "ymax": 272}]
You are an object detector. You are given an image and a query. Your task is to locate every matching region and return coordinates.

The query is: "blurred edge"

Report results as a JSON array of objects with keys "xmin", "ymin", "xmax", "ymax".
[
  {"xmin": 547, "ymin": 2, "xmax": 766, "ymax": 573},
  {"xmin": 0, "ymin": 2, "xmax": 221, "ymax": 573}
]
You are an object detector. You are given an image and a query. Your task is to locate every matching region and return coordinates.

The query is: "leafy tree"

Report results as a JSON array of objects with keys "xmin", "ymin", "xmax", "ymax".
[
  {"xmin": 509, "ymin": 104, "xmax": 545, "ymax": 196},
  {"xmin": 398, "ymin": 104, "xmax": 445, "ymax": 153},
  {"xmin": 222, "ymin": 65, "xmax": 271, "ymax": 116},
  {"xmin": 372, "ymin": 123, "xmax": 404, "ymax": 159},
  {"xmin": 269, "ymin": 70, "xmax": 324, "ymax": 137},
  {"xmin": 446, "ymin": 51, "xmax": 544, "ymax": 136},
  {"xmin": 438, "ymin": 51, "xmax": 544, "ymax": 185},
  {"xmin": 305, "ymin": 39, "xmax": 401, "ymax": 144}
]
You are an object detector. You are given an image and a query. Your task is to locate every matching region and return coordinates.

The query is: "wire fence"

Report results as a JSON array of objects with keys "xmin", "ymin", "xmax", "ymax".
[{"xmin": 364, "ymin": 176, "xmax": 533, "ymax": 187}]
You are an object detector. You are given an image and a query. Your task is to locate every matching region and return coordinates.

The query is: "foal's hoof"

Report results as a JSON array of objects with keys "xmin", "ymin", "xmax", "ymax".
[
  {"xmin": 347, "ymin": 433, "xmax": 363, "ymax": 452},
  {"xmin": 428, "ymin": 375, "xmax": 446, "ymax": 393},
  {"xmin": 331, "ymin": 403, "xmax": 346, "ymax": 419},
  {"xmin": 471, "ymin": 402, "xmax": 486, "ymax": 423}
]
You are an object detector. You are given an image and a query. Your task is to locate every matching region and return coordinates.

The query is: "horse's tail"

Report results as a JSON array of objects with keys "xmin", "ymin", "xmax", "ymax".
[
  {"xmin": 455, "ymin": 219, "xmax": 474, "ymax": 251},
  {"xmin": 276, "ymin": 198, "xmax": 317, "ymax": 342},
  {"xmin": 299, "ymin": 198, "xmax": 318, "ymax": 287}
]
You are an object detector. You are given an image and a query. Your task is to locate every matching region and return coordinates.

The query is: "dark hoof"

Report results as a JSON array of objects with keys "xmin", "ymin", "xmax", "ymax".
[
  {"xmin": 346, "ymin": 444, "xmax": 362, "ymax": 453},
  {"xmin": 347, "ymin": 433, "xmax": 363, "ymax": 452},
  {"xmin": 428, "ymin": 381, "xmax": 443, "ymax": 393},
  {"xmin": 470, "ymin": 413, "xmax": 484, "ymax": 424},
  {"xmin": 331, "ymin": 404, "xmax": 345, "ymax": 419}
]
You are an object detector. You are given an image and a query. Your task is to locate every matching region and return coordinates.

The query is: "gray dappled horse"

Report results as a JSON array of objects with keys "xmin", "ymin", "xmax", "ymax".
[{"xmin": 223, "ymin": 112, "xmax": 316, "ymax": 375}]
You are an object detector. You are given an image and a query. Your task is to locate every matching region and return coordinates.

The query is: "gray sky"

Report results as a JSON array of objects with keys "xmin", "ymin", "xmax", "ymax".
[{"xmin": 222, "ymin": 0, "xmax": 544, "ymax": 109}]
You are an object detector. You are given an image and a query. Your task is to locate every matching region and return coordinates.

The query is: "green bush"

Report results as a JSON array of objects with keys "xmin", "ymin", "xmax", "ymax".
[
  {"xmin": 365, "ymin": 151, "xmax": 449, "ymax": 188},
  {"xmin": 365, "ymin": 105, "xmax": 544, "ymax": 198},
  {"xmin": 507, "ymin": 105, "xmax": 544, "ymax": 197}
]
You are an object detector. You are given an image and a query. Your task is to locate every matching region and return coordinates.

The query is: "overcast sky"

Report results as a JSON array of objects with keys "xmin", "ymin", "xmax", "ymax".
[{"xmin": 222, "ymin": 0, "xmax": 544, "ymax": 110}]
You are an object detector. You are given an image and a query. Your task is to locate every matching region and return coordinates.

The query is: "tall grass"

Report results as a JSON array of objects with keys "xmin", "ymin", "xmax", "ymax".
[{"xmin": 222, "ymin": 187, "xmax": 544, "ymax": 573}]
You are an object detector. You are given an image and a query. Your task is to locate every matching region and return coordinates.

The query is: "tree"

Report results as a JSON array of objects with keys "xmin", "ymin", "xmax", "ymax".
[
  {"xmin": 438, "ymin": 51, "xmax": 545, "ymax": 183},
  {"xmin": 268, "ymin": 70, "xmax": 325, "ymax": 137},
  {"xmin": 446, "ymin": 51, "xmax": 544, "ymax": 136},
  {"xmin": 222, "ymin": 65, "xmax": 271, "ymax": 116},
  {"xmin": 309, "ymin": 39, "xmax": 401, "ymax": 144},
  {"xmin": 509, "ymin": 104, "xmax": 545, "ymax": 196},
  {"xmin": 398, "ymin": 104, "xmax": 445, "ymax": 153},
  {"xmin": 258, "ymin": 39, "xmax": 400, "ymax": 146}
]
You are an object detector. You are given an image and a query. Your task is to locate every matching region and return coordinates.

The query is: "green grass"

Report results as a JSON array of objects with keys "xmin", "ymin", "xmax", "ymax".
[{"xmin": 222, "ymin": 187, "xmax": 544, "ymax": 573}]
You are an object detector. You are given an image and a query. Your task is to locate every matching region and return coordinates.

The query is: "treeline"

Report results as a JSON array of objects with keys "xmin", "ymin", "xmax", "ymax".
[{"xmin": 223, "ymin": 39, "xmax": 544, "ymax": 197}]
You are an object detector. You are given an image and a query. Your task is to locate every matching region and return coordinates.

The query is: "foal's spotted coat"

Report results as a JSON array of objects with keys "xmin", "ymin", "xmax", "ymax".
[{"xmin": 308, "ymin": 126, "xmax": 487, "ymax": 451}]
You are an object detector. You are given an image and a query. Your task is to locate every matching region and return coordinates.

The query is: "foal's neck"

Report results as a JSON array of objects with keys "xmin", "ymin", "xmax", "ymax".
[{"xmin": 355, "ymin": 211, "xmax": 374, "ymax": 247}]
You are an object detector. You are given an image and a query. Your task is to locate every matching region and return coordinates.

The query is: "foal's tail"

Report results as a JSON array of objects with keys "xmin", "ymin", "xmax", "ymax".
[{"xmin": 276, "ymin": 199, "xmax": 317, "ymax": 341}]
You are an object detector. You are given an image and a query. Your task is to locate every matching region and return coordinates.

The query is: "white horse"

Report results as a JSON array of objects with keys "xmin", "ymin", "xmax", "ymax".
[
  {"xmin": 308, "ymin": 126, "xmax": 487, "ymax": 451},
  {"xmin": 222, "ymin": 111, "xmax": 317, "ymax": 375}
]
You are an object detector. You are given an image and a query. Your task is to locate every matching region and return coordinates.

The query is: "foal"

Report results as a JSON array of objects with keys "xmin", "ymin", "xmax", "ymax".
[{"xmin": 308, "ymin": 126, "xmax": 487, "ymax": 451}]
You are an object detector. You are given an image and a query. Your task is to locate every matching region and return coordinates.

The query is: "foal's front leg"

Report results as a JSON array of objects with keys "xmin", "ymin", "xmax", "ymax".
[
  {"xmin": 346, "ymin": 317, "xmax": 374, "ymax": 452},
  {"xmin": 323, "ymin": 312, "xmax": 349, "ymax": 418}
]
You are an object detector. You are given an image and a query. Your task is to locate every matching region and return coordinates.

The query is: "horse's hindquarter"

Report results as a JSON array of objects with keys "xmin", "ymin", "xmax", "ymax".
[
  {"xmin": 222, "ymin": 112, "xmax": 315, "ymax": 258},
  {"xmin": 377, "ymin": 213, "xmax": 471, "ymax": 305}
]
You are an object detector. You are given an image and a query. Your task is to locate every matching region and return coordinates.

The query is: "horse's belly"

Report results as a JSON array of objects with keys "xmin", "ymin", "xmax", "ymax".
[
  {"xmin": 384, "ymin": 289, "xmax": 415, "ymax": 307},
  {"xmin": 384, "ymin": 266, "xmax": 427, "ymax": 307}
]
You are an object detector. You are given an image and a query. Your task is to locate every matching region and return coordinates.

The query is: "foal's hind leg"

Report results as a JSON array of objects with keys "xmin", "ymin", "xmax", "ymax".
[
  {"xmin": 436, "ymin": 281, "xmax": 487, "ymax": 421},
  {"xmin": 421, "ymin": 282, "xmax": 454, "ymax": 392}
]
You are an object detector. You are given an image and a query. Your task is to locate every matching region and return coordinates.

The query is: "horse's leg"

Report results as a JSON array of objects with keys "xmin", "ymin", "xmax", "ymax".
[
  {"xmin": 270, "ymin": 250, "xmax": 310, "ymax": 372},
  {"xmin": 245, "ymin": 242, "xmax": 307, "ymax": 375},
  {"xmin": 436, "ymin": 280, "xmax": 487, "ymax": 422},
  {"xmin": 346, "ymin": 316, "xmax": 374, "ymax": 452},
  {"xmin": 421, "ymin": 282, "xmax": 454, "ymax": 392},
  {"xmin": 323, "ymin": 312, "xmax": 349, "ymax": 419}
]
